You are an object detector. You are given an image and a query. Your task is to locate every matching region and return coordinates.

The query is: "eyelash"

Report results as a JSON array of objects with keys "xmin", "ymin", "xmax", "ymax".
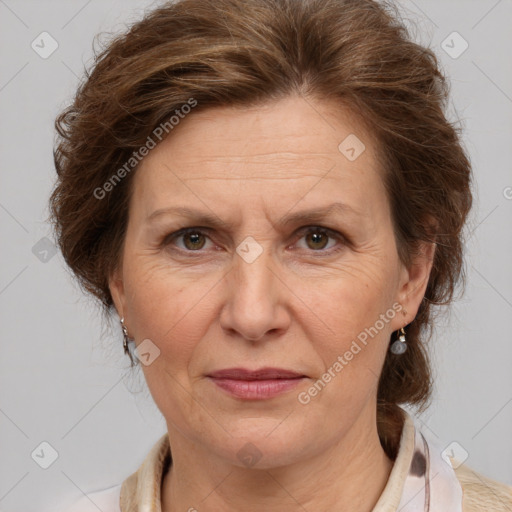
[{"xmin": 161, "ymin": 226, "xmax": 347, "ymax": 257}]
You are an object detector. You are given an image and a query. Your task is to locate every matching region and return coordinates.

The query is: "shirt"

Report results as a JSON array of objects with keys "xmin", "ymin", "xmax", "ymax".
[{"xmin": 64, "ymin": 409, "xmax": 512, "ymax": 511}]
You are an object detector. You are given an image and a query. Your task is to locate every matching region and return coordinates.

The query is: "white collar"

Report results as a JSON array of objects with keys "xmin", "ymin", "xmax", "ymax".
[
  {"xmin": 118, "ymin": 408, "xmax": 464, "ymax": 511},
  {"xmin": 373, "ymin": 410, "xmax": 463, "ymax": 511}
]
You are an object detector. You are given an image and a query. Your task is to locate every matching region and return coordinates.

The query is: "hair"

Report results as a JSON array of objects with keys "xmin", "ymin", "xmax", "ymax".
[{"xmin": 49, "ymin": 0, "xmax": 473, "ymax": 459}]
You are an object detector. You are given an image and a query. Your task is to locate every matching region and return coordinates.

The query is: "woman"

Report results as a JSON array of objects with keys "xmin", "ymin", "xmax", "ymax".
[{"xmin": 50, "ymin": 0, "xmax": 512, "ymax": 510}]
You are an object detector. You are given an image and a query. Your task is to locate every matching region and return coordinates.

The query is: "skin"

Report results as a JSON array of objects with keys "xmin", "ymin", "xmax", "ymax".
[{"xmin": 109, "ymin": 94, "xmax": 435, "ymax": 512}]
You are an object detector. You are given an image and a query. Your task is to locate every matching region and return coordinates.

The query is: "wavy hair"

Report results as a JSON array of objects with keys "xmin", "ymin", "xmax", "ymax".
[{"xmin": 49, "ymin": 0, "xmax": 473, "ymax": 458}]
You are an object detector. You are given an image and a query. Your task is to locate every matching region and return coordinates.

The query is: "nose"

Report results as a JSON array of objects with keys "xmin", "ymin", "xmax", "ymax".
[{"xmin": 219, "ymin": 243, "xmax": 291, "ymax": 342}]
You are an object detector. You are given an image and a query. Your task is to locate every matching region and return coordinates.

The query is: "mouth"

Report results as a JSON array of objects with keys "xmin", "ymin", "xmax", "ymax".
[
  {"xmin": 208, "ymin": 367, "xmax": 306, "ymax": 380},
  {"xmin": 206, "ymin": 367, "xmax": 307, "ymax": 400}
]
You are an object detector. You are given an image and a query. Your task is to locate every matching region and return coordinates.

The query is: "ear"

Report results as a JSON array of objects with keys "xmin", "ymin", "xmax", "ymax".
[
  {"xmin": 109, "ymin": 267, "xmax": 126, "ymax": 320},
  {"xmin": 395, "ymin": 238, "xmax": 436, "ymax": 328}
]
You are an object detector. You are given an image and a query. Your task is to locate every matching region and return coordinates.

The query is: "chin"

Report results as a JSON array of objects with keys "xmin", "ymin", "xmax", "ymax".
[{"xmin": 210, "ymin": 420, "xmax": 316, "ymax": 470}]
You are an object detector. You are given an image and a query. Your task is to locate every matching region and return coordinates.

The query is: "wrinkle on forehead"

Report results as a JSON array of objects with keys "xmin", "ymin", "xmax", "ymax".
[
  {"xmin": 146, "ymin": 93, "xmax": 378, "ymax": 160},
  {"xmin": 129, "ymin": 95, "xmax": 386, "ymax": 230}
]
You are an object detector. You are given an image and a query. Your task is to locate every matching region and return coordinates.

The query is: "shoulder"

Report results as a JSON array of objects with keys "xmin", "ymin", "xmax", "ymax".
[
  {"xmin": 453, "ymin": 462, "xmax": 512, "ymax": 512},
  {"xmin": 62, "ymin": 484, "xmax": 122, "ymax": 512}
]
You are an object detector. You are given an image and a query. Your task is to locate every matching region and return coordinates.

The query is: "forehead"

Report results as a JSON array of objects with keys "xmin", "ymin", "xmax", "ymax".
[{"xmin": 131, "ymin": 95, "xmax": 387, "ymax": 218}]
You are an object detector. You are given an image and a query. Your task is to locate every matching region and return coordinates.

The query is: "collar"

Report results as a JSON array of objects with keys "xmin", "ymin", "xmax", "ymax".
[
  {"xmin": 373, "ymin": 410, "xmax": 463, "ymax": 511},
  {"xmin": 119, "ymin": 409, "xmax": 463, "ymax": 511}
]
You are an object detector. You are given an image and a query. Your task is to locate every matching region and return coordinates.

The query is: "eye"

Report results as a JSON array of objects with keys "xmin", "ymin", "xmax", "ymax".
[
  {"xmin": 294, "ymin": 226, "xmax": 344, "ymax": 254},
  {"xmin": 166, "ymin": 228, "xmax": 214, "ymax": 252},
  {"xmin": 163, "ymin": 225, "xmax": 345, "ymax": 256}
]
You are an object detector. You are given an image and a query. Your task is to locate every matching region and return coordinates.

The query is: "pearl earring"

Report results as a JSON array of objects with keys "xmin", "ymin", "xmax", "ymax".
[{"xmin": 390, "ymin": 327, "xmax": 407, "ymax": 354}]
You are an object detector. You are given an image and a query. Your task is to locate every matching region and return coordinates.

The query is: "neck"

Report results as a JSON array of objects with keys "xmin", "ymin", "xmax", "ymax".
[{"xmin": 161, "ymin": 406, "xmax": 395, "ymax": 512}]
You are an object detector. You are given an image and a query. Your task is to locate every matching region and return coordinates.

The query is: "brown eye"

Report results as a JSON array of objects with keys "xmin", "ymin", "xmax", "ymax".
[
  {"xmin": 163, "ymin": 228, "xmax": 213, "ymax": 252},
  {"xmin": 182, "ymin": 231, "xmax": 207, "ymax": 250},
  {"xmin": 296, "ymin": 227, "xmax": 341, "ymax": 253},
  {"xmin": 163, "ymin": 226, "xmax": 345, "ymax": 256},
  {"xmin": 305, "ymin": 229, "xmax": 330, "ymax": 250}
]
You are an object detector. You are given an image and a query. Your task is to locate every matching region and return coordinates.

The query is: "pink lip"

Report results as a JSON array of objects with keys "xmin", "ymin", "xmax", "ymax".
[
  {"xmin": 207, "ymin": 367, "xmax": 306, "ymax": 400},
  {"xmin": 208, "ymin": 367, "xmax": 305, "ymax": 380}
]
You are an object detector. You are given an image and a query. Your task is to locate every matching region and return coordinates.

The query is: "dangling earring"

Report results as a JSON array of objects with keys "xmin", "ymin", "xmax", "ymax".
[
  {"xmin": 120, "ymin": 317, "xmax": 136, "ymax": 365},
  {"xmin": 390, "ymin": 327, "xmax": 407, "ymax": 354}
]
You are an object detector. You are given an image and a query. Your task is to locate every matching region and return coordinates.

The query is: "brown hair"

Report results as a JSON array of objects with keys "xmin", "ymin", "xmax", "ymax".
[{"xmin": 49, "ymin": 0, "xmax": 472, "ymax": 458}]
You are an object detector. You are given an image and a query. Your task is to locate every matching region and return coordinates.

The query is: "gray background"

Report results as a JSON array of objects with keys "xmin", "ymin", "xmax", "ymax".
[{"xmin": 0, "ymin": 0, "xmax": 511, "ymax": 510}]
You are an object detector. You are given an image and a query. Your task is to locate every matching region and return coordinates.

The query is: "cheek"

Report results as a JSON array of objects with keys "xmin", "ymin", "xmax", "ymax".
[
  {"xmin": 295, "ymin": 282, "xmax": 394, "ymax": 417},
  {"xmin": 125, "ymin": 253, "xmax": 204, "ymax": 322},
  {"xmin": 293, "ymin": 256, "xmax": 397, "ymax": 390},
  {"xmin": 122, "ymin": 257, "xmax": 224, "ymax": 379},
  {"xmin": 300, "ymin": 257, "xmax": 396, "ymax": 335},
  {"xmin": 123, "ymin": 263, "xmax": 217, "ymax": 422}
]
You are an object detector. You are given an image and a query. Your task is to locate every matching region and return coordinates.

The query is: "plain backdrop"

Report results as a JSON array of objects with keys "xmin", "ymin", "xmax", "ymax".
[{"xmin": 0, "ymin": 0, "xmax": 511, "ymax": 510}]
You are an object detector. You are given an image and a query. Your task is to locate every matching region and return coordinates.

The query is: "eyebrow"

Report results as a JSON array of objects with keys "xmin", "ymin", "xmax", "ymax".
[{"xmin": 146, "ymin": 202, "xmax": 361, "ymax": 230}]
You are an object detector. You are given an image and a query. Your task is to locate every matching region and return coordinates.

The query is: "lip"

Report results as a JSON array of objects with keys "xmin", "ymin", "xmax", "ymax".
[
  {"xmin": 207, "ymin": 367, "xmax": 307, "ymax": 400},
  {"xmin": 207, "ymin": 367, "xmax": 305, "ymax": 380}
]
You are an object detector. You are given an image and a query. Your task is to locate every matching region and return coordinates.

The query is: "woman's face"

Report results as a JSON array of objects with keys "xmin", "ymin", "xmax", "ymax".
[{"xmin": 110, "ymin": 94, "xmax": 432, "ymax": 468}]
